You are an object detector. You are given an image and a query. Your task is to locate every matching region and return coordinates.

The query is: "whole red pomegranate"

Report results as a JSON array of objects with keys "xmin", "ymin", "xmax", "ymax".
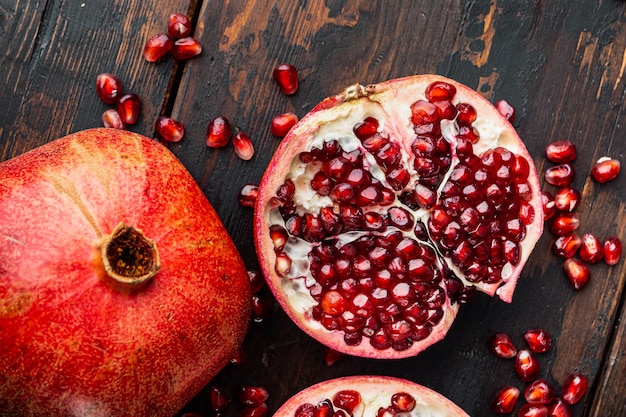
[
  {"xmin": 0, "ymin": 128, "xmax": 251, "ymax": 417},
  {"xmin": 274, "ymin": 375, "xmax": 469, "ymax": 417},
  {"xmin": 254, "ymin": 75, "xmax": 543, "ymax": 358}
]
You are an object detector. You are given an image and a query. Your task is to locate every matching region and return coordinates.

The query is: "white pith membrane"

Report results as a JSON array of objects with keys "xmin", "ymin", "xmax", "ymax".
[
  {"xmin": 275, "ymin": 375, "xmax": 469, "ymax": 417},
  {"xmin": 255, "ymin": 75, "xmax": 543, "ymax": 359}
]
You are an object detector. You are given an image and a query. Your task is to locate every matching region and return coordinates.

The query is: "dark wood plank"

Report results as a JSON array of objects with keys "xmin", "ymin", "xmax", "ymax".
[{"xmin": 170, "ymin": 1, "xmax": 626, "ymax": 416}]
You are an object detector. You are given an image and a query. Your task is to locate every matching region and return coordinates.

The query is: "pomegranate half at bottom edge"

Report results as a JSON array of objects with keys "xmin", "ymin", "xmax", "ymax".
[{"xmin": 254, "ymin": 74, "xmax": 543, "ymax": 359}]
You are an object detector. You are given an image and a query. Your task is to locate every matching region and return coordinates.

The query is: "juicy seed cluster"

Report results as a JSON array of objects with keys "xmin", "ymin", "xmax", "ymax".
[
  {"xmin": 268, "ymin": 81, "xmax": 535, "ymax": 352},
  {"xmin": 294, "ymin": 389, "xmax": 417, "ymax": 417}
]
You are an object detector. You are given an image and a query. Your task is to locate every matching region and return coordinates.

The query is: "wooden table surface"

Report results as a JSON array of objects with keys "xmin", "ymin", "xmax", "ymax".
[{"xmin": 2, "ymin": 1, "xmax": 626, "ymax": 416}]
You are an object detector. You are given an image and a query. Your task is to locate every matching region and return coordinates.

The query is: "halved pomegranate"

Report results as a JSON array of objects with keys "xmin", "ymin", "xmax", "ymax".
[
  {"xmin": 274, "ymin": 376, "xmax": 469, "ymax": 417},
  {"xmin": 254, "ymin": 75, "xmax": 543, "ymax": 358}
]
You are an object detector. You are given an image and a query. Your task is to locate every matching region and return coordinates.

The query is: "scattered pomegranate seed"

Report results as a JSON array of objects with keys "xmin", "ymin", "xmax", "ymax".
[
  {"xmin": 168, "ymin": 13, "xmax": 192, "ymax": 38},
  {"xmin": 552, "ymin": 234, "xmax": 581, "ymax": 259},
  {"xmin": 579, "ymin": 233, "xmax": 604, "ymax": 264},
  {"xmin": 143, "ymin": 33, "xmax": 173, "ymax": 62},
  {"xmin": 590, "ymin": 157, "xmax": 620, "ymax": 183},
  {"xmin": 102, "ymin": 108, "xmax": 125, "ymax": 129},
  {"xmin": 172, "ymin": 37, "xmax": 202, "ymax": 60},
  {"xmin": 553, "ymin": 187, "xmax": 580, "ymax": 212},
  {"xmin": 240, "ymin": 403, "xmax": 269, "ymax": 417},
  {"xmin": 495, "ymin": 99, "xmax": 515, "ymax": 123},
  {"xmin": 323, "ymin": 347, "xmax": 345, "ymax": 366},
  {"xmin": 545, "ymin": 140, "xmax": 577, "ymax": 164},
  {"xmin": 603, "ymin": 236, "xmax": 622, "ymax": 265},
  {"xmin": 206, "ymin": 116, "xmax": 233, "ymax": 148},
  {"xmin": 515, "ymin": 349, "xmax": 540, "ymax": 382},
  {"xmin": 251, "ymin": 295, "xmax": 272, "ymax": 322},
  {"xmin": 209, "ymin": 385, "xmax": 230, "ymax": 412},
  {"xmin": 116, "ymin": 93, "xmax": 141, "ymax": 125},
  {"xmin": 247, "ymin": 270, "xmax": 265, "ymax": 293},
  {"xmin": 491, "ymin": 386, "xmax": 520, "ymax": 414},
  {"xmin": 541, "ymin": 191, "xmax": 556, "ymax": 220},
  {"xmin": 524, "ymin": 329, "xmax": 552, "ymax": 353},
  {"xmin": 561, "ymin": 372, "xmax": 587, "ymax": 405},
  {"xmin": 519, "ymin": 403, "xmax": 548, "ymax": 417},
  {"xmin": 549, "ymin": 212, "xmax": 580, "ymax": 236},
  {"xmin": 272, "ymin": 63, "xmax": 299, "ymax": 95},
  {"xmin": 488, "ymin": 333, "xmax": 518, "ymax": 359},
  {"xmin": 545, "ymin": 163, "xmax": 575, "ymax": 187},
  {"xmin": 271, "ymin": 112, "xmax": 299, "ymax": 137},
  {"xmin": 233, "ymin": 132, "xmax": 255, "ymax": 160},
  {"xmin": 155, "ymin": 116, "xmax": 185, "ymax": 142},
  {"xmin": 563, "ymin": 258, "xmax": 590, "ymax": 290},
  {"xmin": 238, "ymin": 184, "xmax": 259, "ymax": 207},
  {"xmin": 525, "ymin": 379, "xmax": 556, "ymax": 404},
  {"xmin": 547, "ymin": 398, "xmax": 572, "ymax": 417},
  {"xmin": 96, "ymin": 73, "xmax": 123, "ymax": 104},
  {"xmin": 238, "ymin": 386, "xmax": 269, "ymax": 407}
]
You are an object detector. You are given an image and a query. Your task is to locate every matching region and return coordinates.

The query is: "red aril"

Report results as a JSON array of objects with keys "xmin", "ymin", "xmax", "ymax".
[
  {"xmin": 488, "ymin": 332, "xmax": 518, "ymax": 359},
  {"xmin": 553, "ymin": 187, "xmax": 580, "ymax": 212},
  {"xmin": 143, "ymin": 33, "xmax": 173, "ymax": 62},
  {"xmin": 579, "ymin": 233, "xmax": 603, "ymax": 263},
  {"xmin": 563, "ymin": 258, "xmax": 590, "ymax": 290},
  {"xmin": 248, "ymin": 270, "xmax": 265, "ymax": 293},
  {"xmin": 96, "ymin": 72, "xmax": 123, "ymax": 104},
  {"xmin": 172, "ymin": 37, "xmax": 203, "ymax": 60},
  {"xmin": 491, "ymin": 386, "xmax": 520, "ymax": 414},
  {"xmin": 544, "ymin": 163, "xmax": 574, "ymax": 186},
  {"xmin": 275, "ymin": 376, "xmax": 469, "ymax": 417},
  {"xmin": 524, "ymin": 329, "xmax": 552, "ymax": 353},
  {"xmin": 590, "ymin": 157, "xmax": 620, "ymax": 183},
  {"xmin": 116, "ymin": 93, "xmax": 141, "ymax": 125},
  {"xmin": 549, "ymin": 213, "xmax": 580, "ymax": 236},
  {"xmin": 209, "ymin": 385, "xmax": 230, "ymax": 412},
  {"xmin": 254, "ymin": 75, "xmax": 543, "ymax": 358},
  {"xmin": 273, "ymin": 63, "xmax": 299, "ymax": 95},
  {"xmin": 207, "ymin": 116, "xmax": 233, "ymax": 148},
  {"xmin": 241, "ymin": 403, "xmax": 269, "ymax": 417},
  {"xmin": 233, "ymin": 132, "xmax": 255, "ymax": 160},
  {"xmin": 102, "ymin": 108, "xmax": 125, "ymax": 129},
  {"xmin": 271, "ymin": 112, "xmax": 299, "ymax": 137},
  {"xmin": 545, "ymin": 141, "xmax": 577, "ymax": 164},
  {"xmin": 541, "ymin": 191, "xmax": 556, "ymax": 221},
  {"xmin": 524, "ymin": 379, "xmax": 556, "ymax": 404},
  {"xmin": 552, "ymin": 234, "xmax": 581, "ymax": 259},
  {"xmin": 561, "ymin": 373, "xmax": 587, "ymax": 405},
  {"xmin": 238, "ymin": 184, "xmax": 259, "ymax": 207},
  {"xmin": 515, "ymin": 349, "xmax": 540, "ymax": 382},
  {"xmin": 155, "ymin": 116, "xmax": 185, "ymax": 142},
  {"xmin": 519, "ymin": 403, "xmax": 548, "ymax": 417},
  {"xmin": 495, "ymin": 99, "xmax": 515, "ymax": 122},
  {"xmin": 238, "ymin": 386, "xmax": 270, "ymax": 406},
  {"xmin": 168, "ymin": 13, "xmax": 192, "ymax": 38},
  {"xmin": 0, "ymin": 128, "xmax": 251, "ymax": 417},
  {"xmin": 603, "ymin": 236, "xmax": 622, "ymax": 265},
  {"xmin": 547, "ymin": 398, "xmax": 571, "ymax": 417}
]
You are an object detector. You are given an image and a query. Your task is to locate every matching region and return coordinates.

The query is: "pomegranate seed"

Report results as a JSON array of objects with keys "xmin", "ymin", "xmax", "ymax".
[
  {"xmin": 495, "ymin": 99, "xmax": 515, "ymax": 122},
  {"xmin": 561, "ymin": 372, "xmax": 587, "ymax": 405},
  {"xmin": 272, "ymin": 63, "xmax": 299, "ymax": 95},
  {"xmin": 247, "ymin": 270, "xmax": 265, "ymax": 293},
  {"xmin": 425, "ymin": 81, "xmax": 456, "ymax": 102},
  {"xmin": 488, "ymin": 333, "xmax": 518, "ymax": 359},
  {"xmin": 323, "ymin": 347, "xmax": 345, "ymax": 366},
  {"xmin": 209, "ymin": 385, "xmax": 230, "ymax": 412},
  {"xmin": 143, "ymin": 33, "xmax": 173, "ymax": 62},
  {"xmin": 271, "ymin": 112, "xmax": 299, "ymax": 137},
  {"xmin": 524, "ymin": 329, "xmax": 552, "ymax": 353},
  {"xmin": 549, "ymin": 213, "xmax": 580, "ymax": 236},
  {"xmin": 240, "ymin": 403, "xmax": 269, "ymax": 417},
  {"xmin": 168, "ymin": 13, "xmax": 191, "ymax": 38},
  {"xmin": 455, "ymin": 102, "xmax": 477, "ymax": 125},
  {"xmin": 390, "ymin": 392, "xmax": 416, "ymax": 412},
  {"xmin": 332, "ymin": 390, "xmax": 361, "ymax": 414},
  {"xmin": 233, "ymin": 132, "xmax": 255, "ymax": 160},
  {"xmin": 491, "ymin": 386, "xmax": 520, "ymax": 414},
  {"xmin": 238, "ymin": 184, "xmax": 259, "ymax": 207},
  {"xmin": 545, "ymin": 140, "xmax": 577, "ymax": 163},
  {"xmin": 172, "ymin": 37, "xmax": 202, "ymax": 60},
  {"xmin": 591, "ymin": 157, "xmax": 620, "ymax": 183},
  {"xmin": 563, "ymin": 258, "xmax": 590, "ymax": 290},
  {"xmin": 547, "ymin": 398, "xmax": 572, "ymax": 417},
  {"xmin": 353, "ymin": 117, "xmax": 379, "ymax": 139},
  {"xmin": 519, "ymin": 403, "xmax": 548, "ymax": 417},
  {"xmin": 603, "ymin": 236, "xmax": 622, "ymax": 265},
  {"xmin": 552, "ymin": 234, "xmax": 581, "ymax": 259},
  {"xmin": 102, "ymin": 109, "xmax": 125, "ymax": 129},
  {"xmin": 206, "ymin": 116, "xmax": 232, "ymax": 148},
  {"xmin": 116, "ymin": 93, "xmax": 141, "ymax": 125},
  {"xmin": 545, "ymin": 163, "xmax": 575, "ymax": 186},
  {"xmin": 553, "ymin": 187, "xmax": 580, "ymax": 212},
  {"xmin": 515, "ymin": 349, "xmax": 540, "ymax": 382},
  {"xmin": 525, "ymin": 379, "xmax": 556, "ymax": 404},
  {"xmin": 541, "ymin": 191, "xmax": 556, "ymax": 220},
  {"xmin": 251, "ymin": 295, "xmax": 272, "ymax": 322},
  {"xmin": 579, "ymin": 233, "xmax": 603, "ymax": 263},
  {"xmin": 155, "ymin": 116, "xmax": 185, "ymax": 142},
  {"xmin": 96, "ymin": 73, "xmax": 123, "ymax": 104},
  {"xmin": 238, "ymin": 386, "xmax": 269, "ymax": 406}
]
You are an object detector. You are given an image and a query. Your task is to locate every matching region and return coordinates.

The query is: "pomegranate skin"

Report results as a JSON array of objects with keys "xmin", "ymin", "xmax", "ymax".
[
  {"xmin": 274, "ymin": 375, "xmax": 469, "ymax": 417},
  {"xmin": 0, "ymin": 128, "xmax": 251, "ymax": 417}
]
